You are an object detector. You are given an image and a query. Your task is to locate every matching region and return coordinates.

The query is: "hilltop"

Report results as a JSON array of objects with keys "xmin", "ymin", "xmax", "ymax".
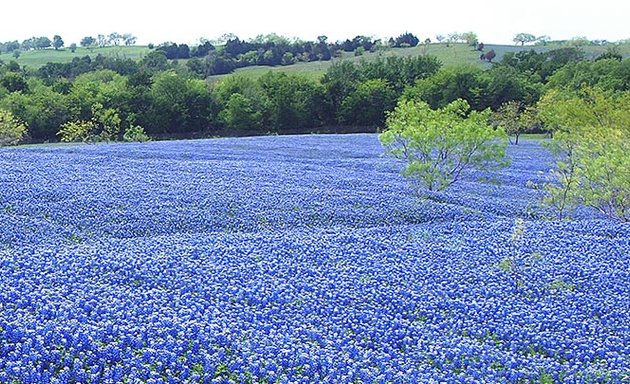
[{"xmin": 3, "ymin": 42, "xmax": 630, "ymax": 80}]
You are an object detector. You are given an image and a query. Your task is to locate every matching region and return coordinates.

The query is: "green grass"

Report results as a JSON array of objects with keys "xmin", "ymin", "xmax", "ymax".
[
  {"xmin": 209, "ymin": 43, "xmax": 486, "ymax": 81},
  {"xmin": 0, "ymin": 46, "xmax": 151, "ymax": 68},
  {"xmin": 4, "ymin": 41, "xmax": 630, "ymax": 79}
]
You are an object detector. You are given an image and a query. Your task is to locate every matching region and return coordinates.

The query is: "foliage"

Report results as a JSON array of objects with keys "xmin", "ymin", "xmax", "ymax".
[
  {"xmin": 0, "ymin": 108, "xmax": 27, "ymax": 145},
  {"xmin": 57, "ymin": 103, "xmax": 121, "ymax": 143},
  {"xmin": 380, "ymin": 99, "xmax": 509, "ymax": 191},
  {"xmin": 0, "ymin": 72, "xmax": 29, "ymax": 93},
  {"xmin": 53, "ymin": 35, "xmax": 64, "ymax": 50},
  {"xmin": 123, "ymin": 124, "xmax": 150, "ymax": 142},
  {"xmin": 493, "ymin": 101, "xmax": 539, "ymax": 144},
  {"xmin": 145, "ymin": 71, "xmax": 217, "ymax": 134},
  {"xmin": 538, "ymin": 87, "xmax": 630, "ymax": 221},
  {"xmin": 498, "ymin": 219, "xmax": 543, "ymax": 291},
  {"xmin": 258, "ymin": 72, "xmax": 329, "ymax": 133},
  {"xmin": 339, "ymin": 79, "xmax": 396, "ymax": 127},
  {"xmin": 404, "ymin": 65, "xmax": 487, "ymax": 110},
  {"xmin": 513, "ymin": 33, "xmax": 537, "ymax": 46},
  {"xmin": 219, "ymin": 93, "xmax": 263, "ymax": 131},
  {"xmin": 57, "ymin": 119, "xmax": 96, "ymax": 142},
  {"xmin": 546, "ymin": 58, "xmax": 630, "ymax": 92},
  {"xmin": 391, "ymin": 32, "xmax": 420, "ymax": 48},
  {"xmin": 0, "ymin": 79, "xmax": 71, "ymax": 141}
]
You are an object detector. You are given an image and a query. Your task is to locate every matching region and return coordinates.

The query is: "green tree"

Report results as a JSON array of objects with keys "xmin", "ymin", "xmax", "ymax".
[
  {"xmin": 0, "ymin": 109, "xmax": 28, "ymax": 146},
  {"xmin": 380, "ymin": 99, "xmax": 508, "ymax": 191},
  {"xmin": 339, "ymin": 79, "xmax": 396, "ymax": 127},
  {"xmin": 460, "ymin": 31, "xmax": 479, "ymax": 47},
  {"xmin": 145, "ymin": 71, "xmax": 217, "ymax": 134},
  {"xmin": 493, "ymin": 101, "xmax": 538, "ymax": 144},
  {"xmin": 321, "ymin": 61, "xmax": 362, "ymax": 115},
  {"xmin": 53, "ymin": 35, "xmax": 64, "ymax": 50},
  {"xmin": 123, "ymin": 124, "xmax": 150, "ymax": 142},
  {"xmin": 219, "ymin": 93, "xmax": 263, "ymax": 132},
  {"xmin": 57, "ymin": 120, "xmax": 96, "ymax": 142},
  {"xmin": 513, "ymin": 33, "xmax": 536, "ymax": 46},
  {"xmin": 537, "ymin": 88, "xmax": 629, "ymax": 221},
  {"xmin": 258, "ymin": 72, "xmax": 328, "ymax": 132},
  {"xmin": 0, "ymin": 73, "xmax": 29, "ymax": 93},
  {"xmin": 0, "ymin": 79, "xmax": 71, "ymax": 141},
  {"xmin": 80, "ymin": 36, "xmax": 96, "ymax": 51},
  {"xmin": 546, "ymin": 58, "xmax": 630, "ymax": 92},
  {"xmin": 69, "ymin": 43, "xmax": 77, "ymax": 53},
  {"xmin": 404, "ymin": 65, "xmax": 488, "ymax": 110}
]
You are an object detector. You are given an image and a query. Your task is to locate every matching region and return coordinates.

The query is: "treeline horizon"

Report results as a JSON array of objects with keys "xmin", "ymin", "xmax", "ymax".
[{"xmin": 1, "ymin": 33, "xmax": 630, "ymax": 144}]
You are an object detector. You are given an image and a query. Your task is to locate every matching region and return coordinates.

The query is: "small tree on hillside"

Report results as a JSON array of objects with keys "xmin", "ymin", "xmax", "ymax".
[
  {"xmin": 380, "ymin": 99, "xmax": 509, "ymax": 192},
  {"xmin": 53, "ymin": 35, "xmax": 64, "ymax": 50},
  {"xmin": 513, "ymin": 33, "xmax": 536, "ymax": 46},
  {"xmin": 0, "ymin": 109, "xmax": 28, "ymax": 146}
]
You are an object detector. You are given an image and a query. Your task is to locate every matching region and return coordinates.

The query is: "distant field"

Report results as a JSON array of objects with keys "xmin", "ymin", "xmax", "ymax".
[
  {"xmin": 210, "ymin": 43, "xmax": 487, "ymax": 81},
  {"xmin": 0, "ymin": 46, "xmax": 151, "ymax": 68},
  {"xmin": 3, "ymin": 42, "xmax": 630, "ymax": 79}
]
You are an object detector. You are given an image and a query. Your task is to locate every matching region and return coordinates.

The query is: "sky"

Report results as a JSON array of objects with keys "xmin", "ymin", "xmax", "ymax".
[{"xmin": 1, "ymin": 0, "xmax": 629, "ymax": 46}]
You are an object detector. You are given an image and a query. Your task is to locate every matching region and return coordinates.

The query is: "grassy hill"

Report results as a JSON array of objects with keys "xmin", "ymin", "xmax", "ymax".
[
  {"xmin": 210, "ymin": 43, "xmax": 488, "ymax": 81},
  {"xmin": 3, "ymin": 42, "xmax": 630, "ymax": 80},
  {"xmin": 0, "ymin": 46, "xmax": 151, "ymax": 68}
]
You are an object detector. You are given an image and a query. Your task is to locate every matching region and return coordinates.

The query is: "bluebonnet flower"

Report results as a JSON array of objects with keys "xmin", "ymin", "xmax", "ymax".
[{"xmin": 0, "ymin": 135, "xmax": 627, "ymax": 382}]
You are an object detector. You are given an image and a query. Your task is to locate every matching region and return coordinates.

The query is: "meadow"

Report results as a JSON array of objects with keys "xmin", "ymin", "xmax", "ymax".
[
  {"xmin": 0, "ymin": 135, "xmax": 628, "ymax": 383},
  {"xmin": 0, "ymin": 46, "xmax": 151, "ymax": 69}
]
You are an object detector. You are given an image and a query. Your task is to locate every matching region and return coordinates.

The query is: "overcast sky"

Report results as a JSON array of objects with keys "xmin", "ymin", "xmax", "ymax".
[{"xmin": 1, "ymin": 1, "xmax": 629, "ymax": 46}]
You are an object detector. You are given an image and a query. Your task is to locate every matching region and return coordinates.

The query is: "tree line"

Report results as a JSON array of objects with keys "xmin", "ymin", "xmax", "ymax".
[{"xmin": 1, "ymin": 41, "xmax": 629, "ymax": 144}]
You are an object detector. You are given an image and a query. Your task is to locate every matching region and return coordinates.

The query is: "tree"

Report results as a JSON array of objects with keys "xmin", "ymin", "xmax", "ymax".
[
  {"xmin": 493, "ymin": 101, "xmax": 538, "ymax": 144},
  {"xmin": 53, "ymin": 35, "xmax": 64, "ymax": 50},
  {"xmin": 537, "ymin": 88, "xmax": 629, "ymax": 221},
  {"xmin": 69, "ymin": 43, "xmax": 77, "ymax": 53},
  {"xmin": 568, "ymin": 36, "xmax": 590, "ymax": 48},
  {"xmin": 35, "ymin": 37, "xmax": 51, "ymax": 50},
  {"xmin": 380, "ymin": 99, "xmax": 508, "ymax": 191},
  {"xmin": 339, "ymin": 79, "xmax": 396, "ymax": 127},
  {"xmin": 57, "ymin": 120, "xmax": 97, "ymax": 142},
  {"xmin": 392, "ymin": 32, "xmax": 420, "ymax": 48},
  {"xmin": 97, "ymin": 34, "xmax": 108, "ymax": 47},
  {"xmin": 513, "ymin": 33, "xmax": 536, "ymax": 46},
  {"xmin": 80, "ymin": 36, "xmax": 96, "ymax": 49},
  {"xmin": 460, "ymin": 31, "xmax": 478, "ymax": 47},
  {"xmin": 536, "ymin": 35, "xmax": 551, "ymax": 46},
  {"xmin": 108, "ymin": 32, "xmax": 122, "ymax": 46},
  {"xmin": 0, "ymin": 80, "xmax": 72, "ymax": 141},
  {"xmin": 122, "ymin": 33, "xmax": 137, "ymax": 46},
  {"xmin": 404, "ymin": 65, "xmax": 487, "ymax": 110},
  {"xmin": 0, "ymin": 109, "xmax": 28, "ymax": 146},
  {"xmin": 219, "ymin": 93, "xmax": 263, "ymax": 132},
  {"xmin": 0, "ymin": 73, "xmax": 29, "ymax": 93}
]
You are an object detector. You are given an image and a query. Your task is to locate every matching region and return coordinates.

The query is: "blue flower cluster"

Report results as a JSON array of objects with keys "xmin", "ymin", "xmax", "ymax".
[{"xmin": 0, "ymin": 135, "xmax": 628, "ymax": 383}]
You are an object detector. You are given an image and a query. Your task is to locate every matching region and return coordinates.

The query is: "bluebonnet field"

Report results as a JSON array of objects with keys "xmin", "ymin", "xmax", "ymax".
[{"xmin": 0, "ymin": 134, "xmax": 628, "ymax": 383}]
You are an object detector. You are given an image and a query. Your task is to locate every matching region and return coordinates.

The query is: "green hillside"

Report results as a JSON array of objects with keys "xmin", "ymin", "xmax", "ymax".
[
  {"xmin": 3, "ymin": 42, "xmax": 630, "ymax": 80},
  {"xmin": 0, "ymin": 46, "xmax": 151, "ymax": 68},
  {"xmin": 210, "ymin": 43, "xmax": 487, "ymax": 81}
]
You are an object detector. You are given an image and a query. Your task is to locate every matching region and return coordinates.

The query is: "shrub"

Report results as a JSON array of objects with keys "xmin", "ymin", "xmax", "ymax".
[
  {"xmin": 123, "ymin": 125, "xmax": 151, "ymax": 142},
  {"xmin": 0, "ymin": 109, "xmax": 28, "ymax": 146}
]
